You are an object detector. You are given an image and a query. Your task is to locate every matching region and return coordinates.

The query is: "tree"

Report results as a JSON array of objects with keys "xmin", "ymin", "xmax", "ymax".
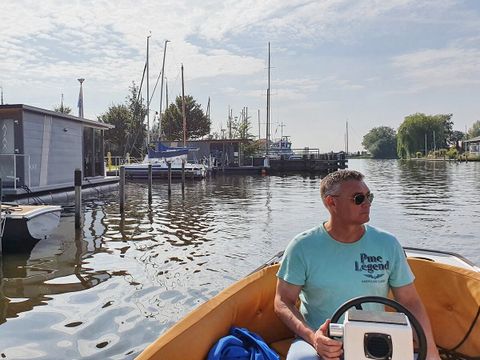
[
  {"xmin": 53, "ymin": 104, "xmax": 72, "ymax": 114},
  {"xmin": 449, "ymin": 130, "xmax": 465, "ymax": 150},
  {"xmin": 467, "ymin": 120, "xmax": 480, "ymax": 139},
  {"xmin": 98, "ymin": 82, "xmax": 147, "ymax": 158},
  {"xmin": 362, "ymin": 126, "xmax": 397, "ymax": 159},
  {"xmin": 98, "ymin": 104, "xmax": 131, "ymax": 156},
  {"xmin": 397, "ymin": 113, "xmax": 453, "ymax": 158},
  {"xmin": 162, "ymin": 95, "xmax": 210, "ymax": 141}
]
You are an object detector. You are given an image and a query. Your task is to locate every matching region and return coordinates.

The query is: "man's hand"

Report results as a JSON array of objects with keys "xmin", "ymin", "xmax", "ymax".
[{"xmin": 313, "ymin": 319, "xmax": 343, "ymax": 360}]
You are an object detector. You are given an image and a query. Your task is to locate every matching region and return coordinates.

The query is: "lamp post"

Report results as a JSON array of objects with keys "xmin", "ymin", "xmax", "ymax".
[{"xmin": 77, "ymin": 78, "xmax": 85, "ymax": 118}]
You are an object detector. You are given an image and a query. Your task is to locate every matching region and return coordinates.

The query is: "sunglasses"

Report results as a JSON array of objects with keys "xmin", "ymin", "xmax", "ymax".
[
  {"xmin": 352, "ymin": 192, "xmax": 374, "ymax": 205},
  {"xmin": 330, "ymin": 192, "xmax": 374, "ymax": 205}
]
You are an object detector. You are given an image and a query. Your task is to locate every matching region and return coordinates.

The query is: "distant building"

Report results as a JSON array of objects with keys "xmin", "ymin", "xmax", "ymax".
[
  {"xmin": 0, "ymin": 104, "xmax": 114, "ymax": 198},
  {"xmin": 165, "ymin": 139, "xmax": 251, "ymax": 166},
  {"xmin": 463, "ymin": 136, "xmax": 480, "ymax": 155}
]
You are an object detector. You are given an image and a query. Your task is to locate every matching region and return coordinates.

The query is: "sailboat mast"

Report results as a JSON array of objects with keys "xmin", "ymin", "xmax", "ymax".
[
  {"xmin": 181, "ymin": 64, "xmax": 187, "ymax": 147},
  {"xmin": 158, "ymin": 40, "xmax": 170, "ymax": 141},
  {"xmin": 266, "ymin": 42, "xmax": 271, "ymax": 156},
  {"xmin": 258, "ymin": 109, "xmax": 261, "ymax": 140},
  {"xmin": 146, "ymin": 33, "xmax": 151, "ymax": 146},
  {"xmin": 345, "ymin": 120, "xmax": 349, "ymax": 154}
]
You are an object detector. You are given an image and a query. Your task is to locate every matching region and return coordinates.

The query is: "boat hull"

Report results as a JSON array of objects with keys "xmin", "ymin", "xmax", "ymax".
[
  {"xmin": 136, "ymin": 250, "xmax": 480, "ymax": 360},
  {"xmin": 1, "ymin": 205, "xmax": 61, "ymax": 253},
  {"xmin": 124, "ymin": 163, "xmax": 207, "ymax": 179}
]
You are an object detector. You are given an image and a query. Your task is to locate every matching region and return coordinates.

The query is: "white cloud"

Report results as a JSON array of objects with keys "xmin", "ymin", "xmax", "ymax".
[
  {"xmin": 392, "ymin": 45, "xmax": 480, "ymax": 91},
  {"xmin": 1, "ymin": 0, "xmax": 479, "ymax": 150}
]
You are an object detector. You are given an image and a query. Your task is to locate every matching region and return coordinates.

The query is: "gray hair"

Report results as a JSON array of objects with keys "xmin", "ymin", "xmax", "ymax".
[{"xmin": 320, "ymin": 169, "xmax": 365, "ymax": 199}]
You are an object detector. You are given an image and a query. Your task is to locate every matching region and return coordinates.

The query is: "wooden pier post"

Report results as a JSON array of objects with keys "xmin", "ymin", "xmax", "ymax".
[
  {"xmin": 119, "ymin": 166, "xmax": 125, "ymax": 213},
  {"xmin": 167, "ymin": 162, "xmax": 172, "ymax": 196},
  {"xmin": 181, "ymin": 160, "xmax": 185, "ymax": 192},
  {"xmin": 148, "ymin": 164, "xmax": 152, "ymax": 203},
  {"xmin": 74, "ymin": 169, "xmax": 82, "ymax": 229}
]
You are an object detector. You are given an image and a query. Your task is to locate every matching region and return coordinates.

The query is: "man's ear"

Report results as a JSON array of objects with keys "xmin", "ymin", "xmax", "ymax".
[{"xmin": 324, "ymin": 195, "xmax": 335, "ymax": 208}]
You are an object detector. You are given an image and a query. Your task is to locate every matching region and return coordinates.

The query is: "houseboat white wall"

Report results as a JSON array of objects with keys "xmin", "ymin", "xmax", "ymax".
[{"xmin": 0, "ymin": 104, "xmax": 114, "ymax": 199}]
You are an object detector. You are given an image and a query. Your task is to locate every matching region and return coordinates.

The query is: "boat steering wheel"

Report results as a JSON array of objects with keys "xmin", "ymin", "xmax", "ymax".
[{"xmin": 328, "ymin": 296, "xmax": 427, "ymax": 360}]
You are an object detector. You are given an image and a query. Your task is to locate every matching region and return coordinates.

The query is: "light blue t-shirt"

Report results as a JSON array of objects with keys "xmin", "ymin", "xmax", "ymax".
[{"xmin": 277, "ymin": 224, "xmax": 414, "ymax": 330}]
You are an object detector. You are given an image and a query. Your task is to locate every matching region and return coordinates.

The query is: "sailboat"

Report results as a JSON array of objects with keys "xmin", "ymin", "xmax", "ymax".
[{"xmin": 124, "ymin": 53, "xmax": 207, "ymax": 179}]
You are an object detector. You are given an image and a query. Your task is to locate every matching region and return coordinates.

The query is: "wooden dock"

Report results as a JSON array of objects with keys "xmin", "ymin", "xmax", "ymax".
[{"xmin": 215, "ymin": 152, "xmax": 347, "ymax": 175}]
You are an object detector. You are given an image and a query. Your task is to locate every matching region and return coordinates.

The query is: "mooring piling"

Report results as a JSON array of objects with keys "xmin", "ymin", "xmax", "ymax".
[
  {"xmin": 167, "ymin": 162, "xmax": 172, "ymax": 196},
  {"xmin": 181, "ymin": 160, "xmax": 185, "ymax": 192},
  {"xmin": 74, "ymin": 169, "xmax": 82, "ymax": 229},
  {"xmin": 148, "ymin": 164, "xmax": 153, "ymax": 203},
  {"xmin": 119, "ymin": 166, "xmax": 125, "ymax": 213}
]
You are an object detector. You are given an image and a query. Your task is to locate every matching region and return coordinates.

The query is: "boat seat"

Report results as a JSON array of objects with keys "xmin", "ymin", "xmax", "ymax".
[
  {"xmin": 270, "ymin": 258, "xmax": 480, "ymax": 360},
  {"xmin": 269, "ymin": 338, "xmax": 294, "ymax": 360},
  {"xmin": 136, "ymin": 258, "xmax": 480, "ymax": 360}
]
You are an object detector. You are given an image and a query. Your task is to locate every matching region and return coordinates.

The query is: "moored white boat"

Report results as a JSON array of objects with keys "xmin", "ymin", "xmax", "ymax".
[
  {"xmin": 136, "ymin": 247, "xmax": 480, "ymax": 360},
  {"xmin": 0, "ymin": 203, "xmax": 62, "ymax": 253},
  {"xmin": 124, "ymin": 143, "xmax": 208, "ymax": 179}
]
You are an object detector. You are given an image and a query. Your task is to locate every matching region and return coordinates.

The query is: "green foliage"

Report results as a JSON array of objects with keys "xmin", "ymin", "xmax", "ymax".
[
  {"xmin": 98, "ymin": 104, "xmax": 131, "ymax": 156},
  {"xmin": 98, "ymin": 82, "xmax": 146, "ymax": 158},
  {"xmin": 467, "ymin": 120, "xmax": 480, "ymax": 139},
  {"xmin": 230, "ymin": 114, "xmax": 254, "ymax": 139},
  {"xmin": 53, "ymin": 104, "xmax": 72, "ymax": 114},
  {"xmin": 243, "ymin": 140, "xmax": 263, "ymax": 158},
  {"xmin": 446, "ymin": 147, "xmax": 458, "ymax": 159},
  {"xmin": 362, "ymin": 126, "xmax": 397, "ymax": 158},
  {"xmin": 162, "ymin": 95, "xmax": 210, "ymax": 141},
  {"xmin": 397, "ymin": 113, "xmax": 453, "ymax": 158},
  {"xmin": 450, "ymin": 130, "xmax": 465, "ymax": 146}
]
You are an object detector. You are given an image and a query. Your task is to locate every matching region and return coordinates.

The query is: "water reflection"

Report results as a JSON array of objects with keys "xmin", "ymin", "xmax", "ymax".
[
  {"xmin": 0, "ymin": 163, "xmax": 479, "ymax": 359},
  {"xmin": 0, "ymin": 215, "xmax": 110, "ymax": 326}
]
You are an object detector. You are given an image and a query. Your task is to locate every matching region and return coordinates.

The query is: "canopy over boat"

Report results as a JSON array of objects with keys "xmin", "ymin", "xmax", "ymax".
[{"xmin": 147, "ymin": 142, "xmax": 194, "ymax": 159}]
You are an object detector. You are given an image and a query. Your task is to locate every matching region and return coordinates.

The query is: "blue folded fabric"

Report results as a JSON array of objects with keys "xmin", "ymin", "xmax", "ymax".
[{"xmin": 207, "ymin": 327, "xmax": 280, "ymax": 360}]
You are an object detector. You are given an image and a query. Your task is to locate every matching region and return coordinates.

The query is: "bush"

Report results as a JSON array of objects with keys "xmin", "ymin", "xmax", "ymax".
[
  {"xmin": 416, "ymin": 152, "xmax": 423, "ymax": 158},
  {"xmin": 446, "ymin": 148, "xmax": 458, "ymax": 159}
]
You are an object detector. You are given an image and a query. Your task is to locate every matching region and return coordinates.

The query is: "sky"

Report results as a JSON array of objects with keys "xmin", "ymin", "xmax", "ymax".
[{"xmin": 1, "ymin": 0, "xmax": 479, "ymax": 152}]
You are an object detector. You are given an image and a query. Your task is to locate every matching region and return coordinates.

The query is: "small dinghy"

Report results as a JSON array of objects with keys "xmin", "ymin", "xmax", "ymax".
[
  {"xmin": 136, "ymin": 247, "xmax": 480, "ymax": 360},
  {"xmin": 0, "ymin": 203, "xmax": 62, "ymax": 253}
]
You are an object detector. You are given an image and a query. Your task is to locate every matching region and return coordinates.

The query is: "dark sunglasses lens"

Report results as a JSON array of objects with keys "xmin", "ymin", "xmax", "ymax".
[
  {"xmin": 354, "ymin": 194, "xmax": 366, "ymax": 205},
  {"xmin": 353, "ymin": 193, "xmax": 374, "ymax": 205}
]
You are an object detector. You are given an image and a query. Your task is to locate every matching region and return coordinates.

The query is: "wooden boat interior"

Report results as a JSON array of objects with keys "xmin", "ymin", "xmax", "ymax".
[{"xmin": 136, "ymin": 250, "xmax": 480, "ymax": 360}]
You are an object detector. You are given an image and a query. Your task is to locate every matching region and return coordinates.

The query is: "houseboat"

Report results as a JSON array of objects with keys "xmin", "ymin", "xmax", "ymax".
[{"xmin": 0, "ymin": 104, "xmax": 117, "ymax": 201}]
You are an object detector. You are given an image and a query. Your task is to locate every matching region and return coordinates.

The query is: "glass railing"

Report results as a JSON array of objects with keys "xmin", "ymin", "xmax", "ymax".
[{"xmin": 0, "ymin": 154, "xmax": 31, "ymax": 189}]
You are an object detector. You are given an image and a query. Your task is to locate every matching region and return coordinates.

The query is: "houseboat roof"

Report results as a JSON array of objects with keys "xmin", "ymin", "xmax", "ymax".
[
  {"xmin": 463, "ymin": 135, "xmax": 480, "ymax": 143},
  {"xmin": 0, "ymin": 104, "xmax": 114, "ymax": 130}
]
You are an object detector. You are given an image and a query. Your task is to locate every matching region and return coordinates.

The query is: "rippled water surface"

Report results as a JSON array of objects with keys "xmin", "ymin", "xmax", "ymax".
[{"xmin": 0, "ymin": 159, "xmax": 479, "ymax": 359}]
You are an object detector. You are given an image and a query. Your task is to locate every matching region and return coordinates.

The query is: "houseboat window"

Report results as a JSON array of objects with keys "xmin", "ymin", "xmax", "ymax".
[
  {"xmin": 94, "ymin": 129, "xmax": 104, "ymax": 176},
  {"xmin": 83, "ymin": 127, "xmax": 105, "ymax": 178},
  {"xmin": 83, "ymin": 127, "xmax": 93, "ymax": 177}
]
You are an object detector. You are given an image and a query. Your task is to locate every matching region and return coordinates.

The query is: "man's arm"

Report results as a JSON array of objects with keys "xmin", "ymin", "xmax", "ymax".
[
  {"xmin": 274, "ymin": 278, "xmax": 343, "ymax": 359},
  {"xmin": 392, "ymin": 283, "xmax": 441, "ymax": 360},
  {"xmin": 274, "ymin": 278, "xmax": 314, "ymax": 343}
]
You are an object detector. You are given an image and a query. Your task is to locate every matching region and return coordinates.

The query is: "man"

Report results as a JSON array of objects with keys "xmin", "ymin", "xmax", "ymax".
[{"xmin": 274, "ymin": 169, "xmax": 440, "ymax": 360}]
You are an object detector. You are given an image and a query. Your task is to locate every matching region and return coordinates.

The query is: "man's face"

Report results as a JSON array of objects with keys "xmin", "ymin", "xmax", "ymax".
[{"xmin": 329, "ymin": 180, "xmax": 372, "ymax": 225}]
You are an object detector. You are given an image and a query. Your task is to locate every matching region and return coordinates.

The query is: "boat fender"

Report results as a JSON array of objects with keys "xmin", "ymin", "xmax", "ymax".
[{"xmin": 207, "ymin": 326, "xmax": 280, "ymax": 360}]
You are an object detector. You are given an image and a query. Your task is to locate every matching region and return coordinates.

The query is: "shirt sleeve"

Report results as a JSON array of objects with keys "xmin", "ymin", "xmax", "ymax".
[
  {"xmin": 389, "ymin": 239, "xmax": 415, "ymax": 288},
  {"xmin": 276, "ymin": 236, "xmax": 307, "ymax": 286}
]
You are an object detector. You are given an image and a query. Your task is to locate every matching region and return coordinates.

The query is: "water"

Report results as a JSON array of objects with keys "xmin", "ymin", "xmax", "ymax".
[{"xmin": 0, "ymin": 159, "xmax": 479, "ymax": 359}]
